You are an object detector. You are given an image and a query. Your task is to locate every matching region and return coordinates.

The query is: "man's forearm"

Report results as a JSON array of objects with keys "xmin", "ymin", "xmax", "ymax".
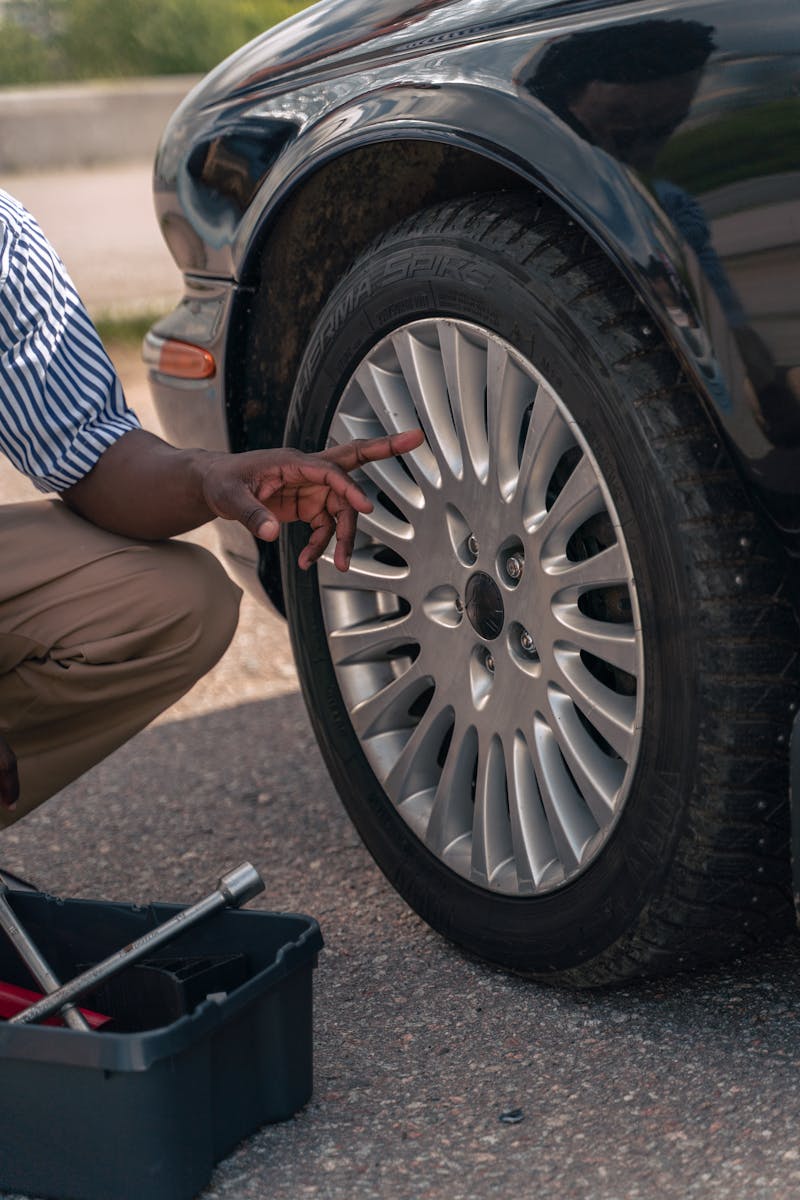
[
  {"xmin": 62, "ymin": 429, "xmax": 222, "ymax": 540},
  {"xmin": 61, "ymin": 425, "xmax": 425, "ymax": 564}
]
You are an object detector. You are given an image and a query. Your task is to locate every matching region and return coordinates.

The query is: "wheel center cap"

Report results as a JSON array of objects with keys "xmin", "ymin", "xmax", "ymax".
[{"xmin": 465, "ymin": 572, "xmax": 504, "ymax": 640}]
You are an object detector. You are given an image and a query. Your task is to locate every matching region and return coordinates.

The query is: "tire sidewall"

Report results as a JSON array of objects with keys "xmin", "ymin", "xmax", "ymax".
[{"xmin": 283, "ymin": 228, "xmax": 697, "ymax": 975}]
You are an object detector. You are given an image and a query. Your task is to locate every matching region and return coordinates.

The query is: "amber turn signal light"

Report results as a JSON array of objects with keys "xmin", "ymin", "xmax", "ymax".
[{"xmin": 142, "ymin": 332, "xmax": 216, "ymax": 380}]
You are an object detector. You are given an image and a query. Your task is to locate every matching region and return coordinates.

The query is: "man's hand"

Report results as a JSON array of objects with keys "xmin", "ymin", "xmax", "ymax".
[
  {"xmin": 199, "ymin": 429, "xmax": 425, "ymax": 570},
  {"xmin": 63, "ymin": 427, "xmax": 425, "ymax": 565},
  {"xmin": 0, "ymin": 735, "xmax": 19, "ymax": 811}
]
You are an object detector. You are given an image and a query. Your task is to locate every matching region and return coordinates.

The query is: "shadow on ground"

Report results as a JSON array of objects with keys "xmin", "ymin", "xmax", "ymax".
[{"xmin": 3, "ymin": 695, "xmax": 800, "ymax": 1200}]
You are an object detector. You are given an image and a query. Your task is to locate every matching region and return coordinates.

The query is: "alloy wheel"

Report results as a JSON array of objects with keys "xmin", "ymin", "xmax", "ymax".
[{"xmin": 318, "ymin": 318, "xmax": 644, "ymax": 895}]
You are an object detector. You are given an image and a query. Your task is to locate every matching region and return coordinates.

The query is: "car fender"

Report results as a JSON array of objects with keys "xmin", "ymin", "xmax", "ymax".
[{"xmin": 228, "ymin": 80, "xmax": 766, "ymax": 485}]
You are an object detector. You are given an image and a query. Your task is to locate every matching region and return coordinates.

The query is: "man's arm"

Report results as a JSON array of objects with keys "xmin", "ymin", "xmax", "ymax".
[
  {"xmin": 1, "ymin": 426, "xmax": 423, "ymax": 813},
  {"xmin": 62, "ymin": 429, "xmax": 245, "ymax": 539},
  {"xmin": 63, "ymin": 426, "xmax": 425, "ymax": 571}
]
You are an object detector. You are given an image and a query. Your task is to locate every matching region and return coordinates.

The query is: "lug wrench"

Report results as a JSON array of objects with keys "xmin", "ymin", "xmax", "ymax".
[
  {"xmin": 10, "ymin": 862, "xmax": 264, "ymax": 1027},
  {"xmin": 0, "ymin": 887, "xmax": 91, "ymax": 1032}
]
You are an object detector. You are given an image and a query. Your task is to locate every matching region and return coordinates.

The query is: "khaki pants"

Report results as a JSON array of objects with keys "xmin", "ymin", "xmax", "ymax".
[{"xmin": 0, "ymin": 501, "xmax": 242, "ymax": 825}]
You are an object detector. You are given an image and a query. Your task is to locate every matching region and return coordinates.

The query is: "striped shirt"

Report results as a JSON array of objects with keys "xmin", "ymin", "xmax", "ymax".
[{"xmin": 0, "ymin": 188, "xmax": 139, "ymax": 493}]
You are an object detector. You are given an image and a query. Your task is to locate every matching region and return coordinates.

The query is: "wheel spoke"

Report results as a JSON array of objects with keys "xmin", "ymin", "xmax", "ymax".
[
  {"xmin": 470, "ymin": 735, "xmax": 514, "ymax": 887},
  {"xmin": 535, "ymin": 454, "xmax": 604, "ymax": 552},
  {"xmin": 425, "ymin": 721, "xmax": 479, "ymax": 858},
  {"xmin": 352, "ymin": 358, "xmax": 417, "ymax": 434},
  {"xmin": 486, "ymin": 338, "xmax": 536, "ymax": 501},
  {"xmin": 328, "ymin": 610, "xmax": 418, "ymax": 667},
  {"xmin": 546, "ymin": 541, "xmax": 630, "ymax": 596},
  {"xmin": 355, "ymin": 506, "xmax": 415, "ymax": 556},
  {"xmin": 532, "ymin": 715, "xmax": 599, "ymax": 874},
  {"xmin": 553, "ymin": 646, "xmax": 637, "ymax": 760},
  {"xmin": 517, "ymin": 385, "xmax": 576, "ymax": 527},
  {"xmin": 553, "ymin": 606, "xmax": 638, "ymax": 676},
  {"xmin": 354, "ymin": 356, "xmax": 440, "ymax": 488},
  {"xmin": 349, "ymin": 659, "xmax": 431, "ymax": 739},
  {"xmin": 438, "ymin": 322, "xmax": 489, "ymax": 483},
  {"xmin": 329, "ymin": 407, "xmax": 387, "ymax": 444},
  {"xmin": 386, "ymin": 700, "xmax": 453, "ymax": 811},
  {"xmin": 546, "ymin": 687, "xmax": 626, "ymax": 823},
  {"xmin": 392, "ymin": 328, "xmax": 462, "ymax": 479},
  {"xmin": 507, "ymin": 733, "xmax": 561, "ymax": 890},
  {"xmin": 318, "ymin": 548, "xmax": 408, "ymax": 595}
]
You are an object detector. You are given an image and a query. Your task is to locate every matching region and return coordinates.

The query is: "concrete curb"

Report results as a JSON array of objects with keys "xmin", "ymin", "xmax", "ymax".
[{"xmin": 0, "ymin": 75, "xmax": 200, "ymax": 173}]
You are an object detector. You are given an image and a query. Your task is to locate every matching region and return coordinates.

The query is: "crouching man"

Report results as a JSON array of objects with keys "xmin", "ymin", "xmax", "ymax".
[{"xmin": 0, "ymin": 188, "xmax": 422, "ymax": 822}]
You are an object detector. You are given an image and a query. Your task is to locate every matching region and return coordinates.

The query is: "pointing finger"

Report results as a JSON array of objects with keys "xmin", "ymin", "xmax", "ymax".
[{"xmin": 321, "ymin": 429, "xmax": 425, "ymax": 472}]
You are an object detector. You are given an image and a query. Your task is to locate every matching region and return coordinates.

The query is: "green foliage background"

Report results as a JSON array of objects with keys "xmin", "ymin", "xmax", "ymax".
[
  {"xmin": 654, "ymin": 100, "xmax": 800, "ymax": 196},
  {"xmin": 0, "ymin": 0, "xmax": 311, "ymax": 85}
]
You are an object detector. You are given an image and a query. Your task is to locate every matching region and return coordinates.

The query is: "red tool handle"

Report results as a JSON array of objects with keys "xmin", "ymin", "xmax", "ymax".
[{"xmin": 0, "ymin": 981, "xmax": 110, "ymax": 1029}]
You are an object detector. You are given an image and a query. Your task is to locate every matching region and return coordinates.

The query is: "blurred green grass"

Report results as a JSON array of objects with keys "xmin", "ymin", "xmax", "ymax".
[
  {"xmin": 95, "ymin": 310, "xmax": 164, "ymax": 347},
  {"xmin": 0, "ymin": 0, "xmax": 312, "ymax": 86}
]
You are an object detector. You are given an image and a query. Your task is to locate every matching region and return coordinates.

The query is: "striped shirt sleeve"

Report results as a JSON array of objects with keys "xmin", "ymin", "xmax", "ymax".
[{"xmin": 0, "ymin": 188, "xmax": 140, "ymax": 493}]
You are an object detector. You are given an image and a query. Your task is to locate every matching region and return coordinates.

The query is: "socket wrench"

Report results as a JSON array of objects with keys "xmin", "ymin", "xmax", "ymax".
[
  {"xmin": 0, "ymin": 887, "xmax": 91, "ymax": 1032},
  {"xmin": 10, "ymin": 862, "xmax": 264, "ymax": 1027}
]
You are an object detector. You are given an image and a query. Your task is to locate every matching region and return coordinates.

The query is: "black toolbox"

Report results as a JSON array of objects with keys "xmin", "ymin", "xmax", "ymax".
[{"xmin": 0, "ymin": 890, "xmax": 323, "ymax": 1200}]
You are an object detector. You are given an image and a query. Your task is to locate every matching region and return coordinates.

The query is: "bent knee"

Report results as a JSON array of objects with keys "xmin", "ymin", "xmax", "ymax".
[
  {"xmin": 52, "ymin": 536, "xmax": 242, "ymax": 688},
  {"xmin": 157, "ymin": 540, "xmax": 242, "ymax": 677}
]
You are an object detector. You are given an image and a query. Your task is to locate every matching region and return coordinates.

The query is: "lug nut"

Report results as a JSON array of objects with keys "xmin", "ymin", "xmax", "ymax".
[
  {"xmin": 455, "ymin": 597, "xmax": 463, "ymax": 613},
  {"xmin": 520, "ymin": 630, "xmax": 535, "ymax": 653},
  {"xmin": 485, "ymin": 654, "xmax": 495, "ymax": 673},
  {"xmin": 506, "ymin": 555, "xmax": 523, "ymax": 580},
  {"xmin": 467, "ymin": 535, "xmax": 479, "ymax": 557}
]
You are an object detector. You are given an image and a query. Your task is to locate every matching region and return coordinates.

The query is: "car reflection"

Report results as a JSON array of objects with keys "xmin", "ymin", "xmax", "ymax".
[{"xmin": 517, "ymin": 18, "xmax": 800, "ymax": 449}]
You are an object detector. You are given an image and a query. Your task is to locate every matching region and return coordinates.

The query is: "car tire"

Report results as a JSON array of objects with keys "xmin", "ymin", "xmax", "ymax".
[{"xmin": 281, "ymin": 191, "xmax": 798, "ymax": 985}]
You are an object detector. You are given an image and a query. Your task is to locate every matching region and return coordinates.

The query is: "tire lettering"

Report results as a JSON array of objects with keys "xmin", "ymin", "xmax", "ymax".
[
  {"xmin": 373, "ymin": 293, "xmax": 431, "ymax": 326},
  {"xmin": 379, "ymin": 251, "xmax": 495, "ymax": 288},
  {"xmin": 381, "ymin": 254, "xmax": 413, "ymax": 285},
  {"xmin": 441, "ymin": 257, "xmax": 493, "ymax": 287},
  {"xmin": 433, "ymin": 285, "xmax": 497, "ymax": 324}
]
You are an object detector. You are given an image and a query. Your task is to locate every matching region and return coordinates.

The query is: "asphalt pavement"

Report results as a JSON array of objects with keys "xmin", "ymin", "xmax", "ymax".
[{"xmin": 2, "ymin": 167, "xmax": 800, "ymax": 1200}]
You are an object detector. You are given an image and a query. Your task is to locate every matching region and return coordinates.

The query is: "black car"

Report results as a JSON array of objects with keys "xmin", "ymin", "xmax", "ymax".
[{"xmin": 146, "ymin": 0, "xmax": 800, "ymax": 985}]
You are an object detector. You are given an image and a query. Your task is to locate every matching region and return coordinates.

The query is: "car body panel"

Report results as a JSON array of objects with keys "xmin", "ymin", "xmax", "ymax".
[{"xmin": 150, "ymin": 0, "xmax": 800, "ymax": 579}]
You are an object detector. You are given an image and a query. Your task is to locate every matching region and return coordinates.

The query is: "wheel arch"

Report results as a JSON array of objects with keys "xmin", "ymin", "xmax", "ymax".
[
  {"xmin": 228, "ymin": 136, "xmax": 527, "ymax": 611},
  {"xmin": 227, "ymin": 137, "xmax": 523, "ymax": 453},
  {"xmin": 222, "ymin": 121, "xmax": 735, "ymax": 610}
]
